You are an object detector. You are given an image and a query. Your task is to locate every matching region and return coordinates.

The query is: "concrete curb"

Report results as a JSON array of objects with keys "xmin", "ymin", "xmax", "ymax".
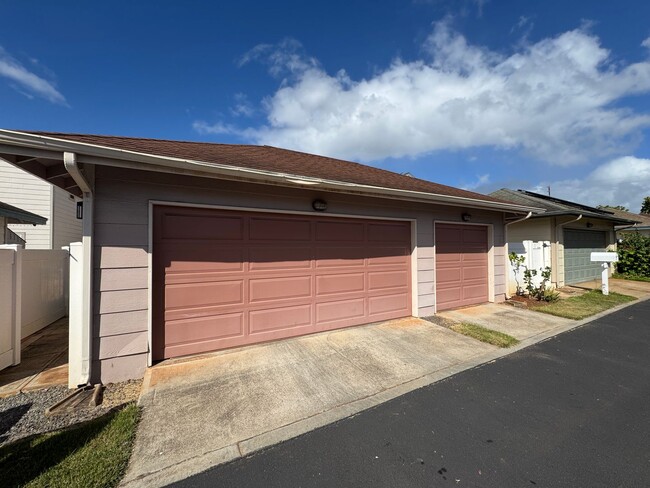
[{"xmin": 121, "ymin": 296, "xmax": 648, "ymax": 488}]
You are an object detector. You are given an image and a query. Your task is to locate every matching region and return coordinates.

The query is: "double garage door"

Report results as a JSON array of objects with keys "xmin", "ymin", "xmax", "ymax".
[
  {"xmin": 153, "ymin": 206, "xmax": 412, "ymax": 360},
  {"xmin": 564, "ymin": 229, "xmax": 607, "ymax": 285}
]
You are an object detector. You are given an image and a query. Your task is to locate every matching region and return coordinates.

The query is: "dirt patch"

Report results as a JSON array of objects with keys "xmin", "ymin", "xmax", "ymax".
[
  {"xmin": 506, "ymin": 295, "xmax": 550, "ymax": 309},
  {"xmin": 422, "ymin": 315, "xmax": 457, "ymax": 329}
]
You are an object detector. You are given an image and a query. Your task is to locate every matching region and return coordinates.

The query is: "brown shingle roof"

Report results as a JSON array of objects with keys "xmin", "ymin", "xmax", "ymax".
[
  {"xmin": 21, "ymin": 131, "xmax": 512, "ymax": 205},
  {"xmin": 599, "ymin": 207, "xmax": 650, "ymax": 226}
]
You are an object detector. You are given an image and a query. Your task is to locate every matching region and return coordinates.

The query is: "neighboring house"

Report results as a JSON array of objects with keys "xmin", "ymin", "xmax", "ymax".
[
  {"xmin": 0, "ymin": 159, "xmax": 82, "ymax": 249},
  {"xmin": 0, "ymin": 130, "xmax": 536, "ymax": 386},
  {"xmin": 599, "ymin": 206, "xmax": 650, "ymax": 238},
  {"xmin": 0, "ymin": 201, "xmax": 47, "ymax": 245},
  {"xmin": 490, "ymin": 189, "xmax": 636, "ymax": 292}
]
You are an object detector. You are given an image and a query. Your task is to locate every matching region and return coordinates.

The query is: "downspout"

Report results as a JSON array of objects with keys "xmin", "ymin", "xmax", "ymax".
[
  {"xmin": 504, "ymin": 212, "xmax": 533, "ymax": 298},
  {"xmin": 555, "ymin": 214, "xmax": 583, "ymax": 288},
  {"xmin": 64, "ymin": 152, "xmax": 93, "ymax": 385}
]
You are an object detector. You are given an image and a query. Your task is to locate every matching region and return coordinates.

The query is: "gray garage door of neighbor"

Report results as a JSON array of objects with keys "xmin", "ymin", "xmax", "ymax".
[
  {"xmin": 153, "ymin": 205, "xmax": 413, "ymax": 360},
  {"xmin": 435, "ymin": 223, "xmax": 489, "ymax": 311},
  {"xmin": 564, "ymin": 229, "xmax": 607, "ymax": 285}
]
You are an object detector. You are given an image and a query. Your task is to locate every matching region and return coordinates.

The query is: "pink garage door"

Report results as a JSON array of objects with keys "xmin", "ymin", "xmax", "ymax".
[
  {"xmin": 435, "ymin": 223, "xmax": 489, "ymax": 311},
  {"xmin": 152, "ymin": 206, "xmax": 412, "ymax": 360}
]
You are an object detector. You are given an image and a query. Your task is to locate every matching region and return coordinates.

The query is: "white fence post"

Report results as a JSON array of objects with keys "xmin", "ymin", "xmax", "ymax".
[{"xmin": 68, "ymin": 242, "xmax": 84, "ymax": 388}]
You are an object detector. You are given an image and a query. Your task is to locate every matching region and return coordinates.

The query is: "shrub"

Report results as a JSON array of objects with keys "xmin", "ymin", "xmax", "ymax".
[{"xmin": 617, "ymin": 232, "xmax": 650, "ymax": 278}]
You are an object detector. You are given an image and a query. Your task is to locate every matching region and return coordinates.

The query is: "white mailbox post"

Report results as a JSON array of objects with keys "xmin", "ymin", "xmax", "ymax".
[{"xmin": 590, "ymin": 252, "xmax": 618, "ymax": 296}]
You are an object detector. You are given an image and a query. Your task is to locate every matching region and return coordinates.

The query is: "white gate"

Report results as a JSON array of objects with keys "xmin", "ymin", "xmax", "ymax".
[
  {"xmin": 0, "ymin": 247, "xmax": 21, "ymax": 371},
  {"xmin": 0, "ymin": 245, "xmax": 69, "ymax": 372},
  {"xmin": 508, "ymin": 240, "xmax": 552, "ymax": 295}
]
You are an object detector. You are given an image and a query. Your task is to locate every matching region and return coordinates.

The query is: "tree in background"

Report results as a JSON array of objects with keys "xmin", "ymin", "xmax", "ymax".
[
  {"xmin": 598, "ymin": 204, "xmax": 629, "ymax": 211},
  {"xmin": 641, "ymin": 197, "xmax": 650, "ymax": 214}
]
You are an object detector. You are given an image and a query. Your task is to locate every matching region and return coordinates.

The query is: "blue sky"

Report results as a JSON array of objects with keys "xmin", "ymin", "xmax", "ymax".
[{"xmin": 1, "ymin": 0, "xmax": 650, "ymax": 210}]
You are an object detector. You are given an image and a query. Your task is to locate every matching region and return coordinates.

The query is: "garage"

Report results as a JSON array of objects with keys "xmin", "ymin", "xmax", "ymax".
[
  {"xmin": 435, "ymin": 223, "xmax": 489, "ymax": 311},
  {"xmin": 153, "ymin": 205, "xmax": 413, "ymax": 360},
  {"xmin": 564, "ymin": 229, "xmax": 607, "ymax": 285}
]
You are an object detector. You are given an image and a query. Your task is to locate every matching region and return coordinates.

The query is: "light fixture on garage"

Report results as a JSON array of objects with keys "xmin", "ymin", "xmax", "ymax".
[
  {"xmin": 312, "ymin": 199, "xmax": 328, "ymax": 212},
  {"xmin": 461, "ymin": 213, "xmax": 472, "ymax": 222},
  {"xmin": 586, "ymin": 222, "xmax": 594, "ymax": 228},
  {"xmin": 76, "ymin": 201, "xmax": 83, "ymax": 219}
]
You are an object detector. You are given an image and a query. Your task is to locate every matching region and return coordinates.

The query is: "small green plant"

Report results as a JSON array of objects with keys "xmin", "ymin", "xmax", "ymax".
[
  {"xmin": 509, "ymin": 252, "xmax": 526, "ymax": 296},
  {"xmin": 523, "ymin": 267, "xmax": 538, "ymax": 297},
  {"xmin": 510, "ymin": 252, "xmax": 556, "ymax": 301}
]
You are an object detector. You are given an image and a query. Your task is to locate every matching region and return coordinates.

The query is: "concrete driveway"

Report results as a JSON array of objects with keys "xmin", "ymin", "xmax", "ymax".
[
  {"xmin": 121, "ymin": 300, "xmax": 619, "ymax": 487},
  {"xmin": 439, "ymin": 303, "xmax": 573, "ymax": 340}
]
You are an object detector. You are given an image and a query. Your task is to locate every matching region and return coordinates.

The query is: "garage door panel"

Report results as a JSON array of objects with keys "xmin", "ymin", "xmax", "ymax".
[
  {"xmin": 436, "ymin": 226, "xmax": 462, "ymax": 243},
  {"xmin": 161, "ymin": 245, "xmax": 244, "ymax": 275},
  {"xmin": 368, "ymin": 222, "xmax": 411, "ymax": 243},
  {"xmin": 154, "ymin": 206, "xmax": 412, "ymax": 360},
  {"xmin": 435, "ymin": 288, "xmax": 461, "ymax": 309},
  {"xmin": 463, "ymin": 265, "xmax": 488, "ymax": 280},
  {"xmin": 316, "ymin": 221, "xmax": 365, "ymax": 242},
  {"xmin": 161, "ymin": 214, "xmax": 244, "ymax": 241},
  {"xmin": 368, "ymin": 270, "xmax": 409, "ymax": 290},
  {"xmin": 463, "ymin": 228, "xmax": 488, "ymax": 244},
  {"xmin": 249, "ymin": 276, "xmax": 312, "ymax": 303},
  {"xmin": 249, "ymin": 304, "xmax": 312, "ymax": 334},
  {"xmin": 369, "ymin": 293, "xmax": 409, "ymax": 315},
  {"xmin": 366, "ymin": 247, "xmax": 409, "ymax": 266},
  {"xmin": 248, "ymin": 247, "xmax": 312, "ymax": 271},
  {"xmin": 316, "ymin": 298, "xmax": 366, "ymax": 324},
  {"xmin": 315, "ymin": 247, "xmax": 366, "ymax": 267},
  {"xmin": 165, "ymin": 313, "xmax": 244, "ymax": 346},
  {"xmin": 436, "ymin": 267, "xmax": 461, "ymax": 285},
  {"xmin": 249, "ymin": 217, "xmax": 311, "ymax": 241},
  {"xmin": 435, "ymin": 223, "xmax": 488, "ymax": 311},
  {"xmin": 462, "ymin": 284, "xmax": 489, "ymax": 299},
  {"xmin": 165, "ymin": 280, "xmax": 244, "ymax": 310},
  {"xmin": 316, "ymin": 273, "xmax": 365, "ymax": 295}
]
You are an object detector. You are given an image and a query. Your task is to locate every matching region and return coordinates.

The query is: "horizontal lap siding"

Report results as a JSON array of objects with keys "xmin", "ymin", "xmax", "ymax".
[{"xmin": 92, "ymin": 166, "xmax": 508, "ymax": 383}]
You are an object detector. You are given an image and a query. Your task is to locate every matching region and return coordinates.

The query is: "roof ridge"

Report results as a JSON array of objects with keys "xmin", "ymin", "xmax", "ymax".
[{"xmin": 17, "ymin": 130, "xmax": 253, "ymax": 148}]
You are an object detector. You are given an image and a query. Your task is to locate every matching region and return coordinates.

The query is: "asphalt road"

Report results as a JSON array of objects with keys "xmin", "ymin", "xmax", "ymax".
[{"xmin": 172, "ymin": 300, "xmax": 650, "ymax": 488}]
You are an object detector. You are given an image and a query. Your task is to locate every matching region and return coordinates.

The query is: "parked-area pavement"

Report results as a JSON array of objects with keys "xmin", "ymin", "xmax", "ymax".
[
  {"xmin": 174, "ymin": 299, "xmax": 650, "ymax": 488},
  {"xmin": 120, "ymin": 290, "xmax": 647, "ymax": 488}
]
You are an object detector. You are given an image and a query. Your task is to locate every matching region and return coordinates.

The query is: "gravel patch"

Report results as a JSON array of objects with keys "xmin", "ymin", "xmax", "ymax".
[{"xmin": 0, "ymin": 379, "xmax": 142, "ymax": 446}]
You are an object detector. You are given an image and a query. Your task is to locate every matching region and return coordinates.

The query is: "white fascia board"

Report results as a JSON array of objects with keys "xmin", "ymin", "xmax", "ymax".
[{"xmin": 0, "ymin": 129, "xmax": 540, "ymax": 214}]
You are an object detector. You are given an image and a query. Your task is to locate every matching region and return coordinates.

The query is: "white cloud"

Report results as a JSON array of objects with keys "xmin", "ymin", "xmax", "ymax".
[
  {"xmin": 462, "ymin": 173, "xmax": 490, "ymax": 190},
  {"xmin": 0, "ymin": 46, "xmax": 67, "ymax": 105},
  {"xmin": 532, "ymin": 156, "xmax": 650, "ymax": 212},
  {"xmin": 198, "ymin": 21, "xmax": 650, "ymax": 165}
]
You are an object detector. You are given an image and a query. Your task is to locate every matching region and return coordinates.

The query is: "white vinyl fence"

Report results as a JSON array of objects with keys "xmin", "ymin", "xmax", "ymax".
[
  {"xmin": 0, "ymin": 245, "xmax": 69, "ymax": 371},
  {"xmin": 507, "ymin": 240, "xmax": 552, "ymax": 296}
]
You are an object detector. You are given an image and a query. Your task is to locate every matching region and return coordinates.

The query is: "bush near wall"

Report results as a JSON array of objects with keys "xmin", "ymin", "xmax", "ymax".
[{"xmin": 617, "ymin": 232, "xmax": 650, "ymax": 278}]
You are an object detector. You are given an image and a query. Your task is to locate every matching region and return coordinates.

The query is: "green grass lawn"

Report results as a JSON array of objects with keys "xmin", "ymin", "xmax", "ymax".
[
  {"xmin": 0, "ymin": 403, "xmax": 140, "ymax": 488},
  {"xmin": 450, "ymin": 322, "xmax": 520, "ymax": 348},
  {"xmin": 612, "ymin": 273, "xmax": 650, "ymax": 283},
  {"xmin": 536, "ymin": 290, "xmax": 636, "ymax": 320}
]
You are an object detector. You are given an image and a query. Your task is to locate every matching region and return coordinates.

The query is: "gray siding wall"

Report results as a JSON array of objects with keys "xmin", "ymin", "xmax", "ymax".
[{"xmin": 92, "ymin": 166, "xmax": 508, "ymax": 383}]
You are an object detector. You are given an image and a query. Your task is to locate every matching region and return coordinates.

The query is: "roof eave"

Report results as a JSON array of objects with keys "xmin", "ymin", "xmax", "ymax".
[{"xmin": 0, "ymin": 129, "xmax": 540, "ymax": 214}]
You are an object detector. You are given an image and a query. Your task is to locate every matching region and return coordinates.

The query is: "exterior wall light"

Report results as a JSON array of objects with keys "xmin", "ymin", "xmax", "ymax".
[
  {"xmin": 461, "ymin": 213, "xmax": 472, "ymax": 222},
  {"xmin": 76, "ymin": 201, "xmax": 83, "ymax": 219},
  {"xmin": 586, "ymin": 222, "xmax": 594, "ymax": 228},
  {"xmin": 312, "ymin": 199, "xmax": 327, "ymax": 212}
]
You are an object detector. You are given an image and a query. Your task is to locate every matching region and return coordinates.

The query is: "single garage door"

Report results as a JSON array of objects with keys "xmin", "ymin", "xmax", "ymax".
[
  {"xmin": 153, "ymin": 206, "xmax": 412, "ymax": 360},
  {"xmin": 435, "ymin": 223, "xmax": 489, "ymax": 311},
  {"xmin": 564, "ymin": 229, "xmax": 607, "ymax": 285}
]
